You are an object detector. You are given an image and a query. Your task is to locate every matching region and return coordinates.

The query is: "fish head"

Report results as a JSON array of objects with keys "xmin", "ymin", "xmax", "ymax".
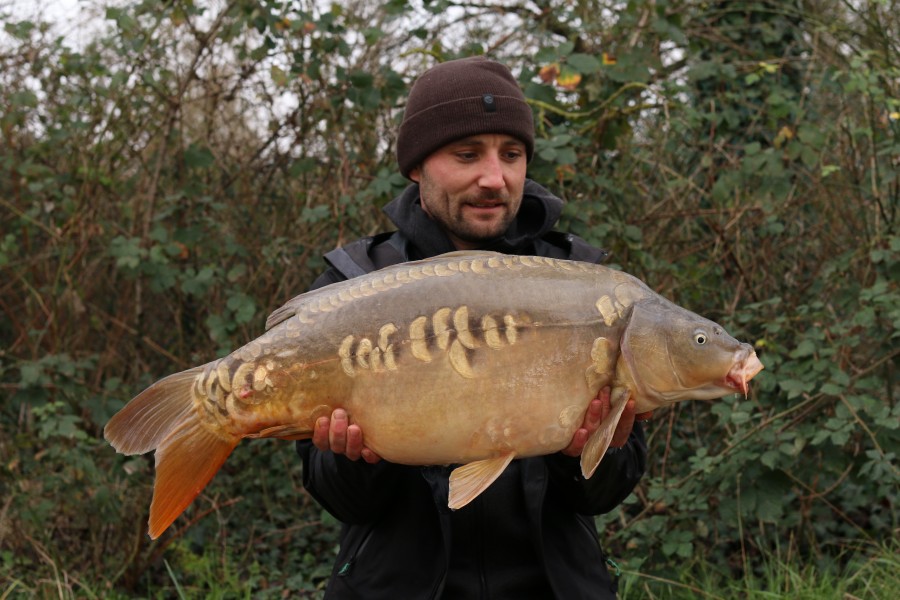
[{"xmin": 620, "ymin": 298, "xmax": 764, "ymax": 408}]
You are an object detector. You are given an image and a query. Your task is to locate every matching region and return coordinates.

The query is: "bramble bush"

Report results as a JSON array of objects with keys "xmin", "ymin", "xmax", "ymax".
[{"xmin": 1, "ymin": 1, "xmax": 896, "ymax": 597}]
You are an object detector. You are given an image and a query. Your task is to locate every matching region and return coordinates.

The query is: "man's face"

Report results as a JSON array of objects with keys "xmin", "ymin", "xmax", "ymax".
[{"xmin": 409, "ymin": 134, "xmax": 527, "ymax": 250}]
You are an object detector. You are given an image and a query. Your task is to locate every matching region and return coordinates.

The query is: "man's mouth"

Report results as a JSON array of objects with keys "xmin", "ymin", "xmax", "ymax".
[{"xmin": 465, "ymin": 196, "xmax": 505, "ymax": 209}]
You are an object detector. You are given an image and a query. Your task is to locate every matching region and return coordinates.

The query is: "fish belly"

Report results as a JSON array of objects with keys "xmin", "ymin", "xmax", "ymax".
[{"xmin": 341, "ymin": 326, "xmax": 602, "ymax": 465}]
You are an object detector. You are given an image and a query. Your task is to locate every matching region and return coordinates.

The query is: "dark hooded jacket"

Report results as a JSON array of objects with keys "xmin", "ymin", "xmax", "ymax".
[{"xmin": 298, "ymin": 180, "xmax": 647, "ymax": 599}]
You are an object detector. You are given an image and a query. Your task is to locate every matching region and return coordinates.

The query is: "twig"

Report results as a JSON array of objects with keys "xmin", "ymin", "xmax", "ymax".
[
  {"xmin": 795, "ymin": 462, "xmax": 855, "ymax": 501},
  {"xmin": 86, "ymin": 302, "xmax": 190, "ymax": 369},
  {"xmin": 781, "ymin": 470, "xmax": 872, "ymax": 540},
  {"xmin": 838, "ymin": 393, "xmax": 897, "ymax": 474},
  {"xmin": 0, "ymin": 196, "xmax": 61, "ymax": 241},
  {"xmin": 527, "ymin": 81, "xmax": 651, "ymax": 120}
]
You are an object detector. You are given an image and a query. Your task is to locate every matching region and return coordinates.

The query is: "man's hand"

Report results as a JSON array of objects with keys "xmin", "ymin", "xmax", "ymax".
[
  {"xmin": 313, "ymin": 408, "xmax": 381, "ymax": 464},
  {"xmin": 562, "ymin": 388, "xmax": 649, "ymax": 457}
]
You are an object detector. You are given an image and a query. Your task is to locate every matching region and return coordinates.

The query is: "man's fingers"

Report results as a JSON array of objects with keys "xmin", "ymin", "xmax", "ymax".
[
  {"xmin": 583, "ymin": 397, "xmax": 604, "ymax": 432},
  {"xmin": 361, "ymin": 448, "xmax": 382, "ymax": 464},
  {"xmin": 598, "ymin": 386, "xmax": 611, "ymax": 405},
  {"xmin": 312, "ymin": 409, "xmax": 381, "ymax": 462},
  {"xmin": 610, "ymin": 399, "xmax": 636, "ymax": 448},
  {"xmin": 561, "ymin": 428, "xmax": 588, "ymax": 457},
  {"xmin": 328, "ymin": 409, "xmax": 349, "ymax": 453},
  {"xmin": 560, "ymin": 388, "xmax": 614, "ymax": 457},
  {"xmin": 344, "ymin": 424, "xmax": 364, "ymax": 461},
  {"xmin": 591, "ymin": 395, "xmax": 610, "ymax": 423},
  {"xmin": 312, "ymin": 416, "xmax": 330, "ymax": 451}
]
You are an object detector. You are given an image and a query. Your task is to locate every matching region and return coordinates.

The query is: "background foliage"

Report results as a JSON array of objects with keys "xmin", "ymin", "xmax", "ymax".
[{"xmin": 1, "ymin": 0, "xmax": 897, "ymax": 597}]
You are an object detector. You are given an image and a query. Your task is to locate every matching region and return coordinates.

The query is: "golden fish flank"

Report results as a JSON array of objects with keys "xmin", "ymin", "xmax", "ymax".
[{"xmin": 336, "ymin": 306, "xmax": 524, "ymax": 379}]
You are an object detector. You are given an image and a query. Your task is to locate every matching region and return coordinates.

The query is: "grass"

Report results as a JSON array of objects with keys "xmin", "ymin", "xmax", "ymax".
[
  {"xmin": 4, "ymin": 537, "xmax": 896, "ymax": 599},
  {"xmin": 618, "ymin": 540, "xmax": 899, "ymax": 600}
]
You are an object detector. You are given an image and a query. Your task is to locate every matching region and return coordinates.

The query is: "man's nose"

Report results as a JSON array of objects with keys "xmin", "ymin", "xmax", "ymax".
[{"xmin": 477, "ymin": 154, "xmax": 505, "ymax": 189}]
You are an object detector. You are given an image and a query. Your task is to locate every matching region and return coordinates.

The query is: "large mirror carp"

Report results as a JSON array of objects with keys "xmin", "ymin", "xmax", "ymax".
[{"xmin": 105, "ymin": 251, "xmax": 763, "ymax": 539}]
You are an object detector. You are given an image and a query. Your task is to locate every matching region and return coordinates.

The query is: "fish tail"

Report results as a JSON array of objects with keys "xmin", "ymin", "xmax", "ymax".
[{"xmin": 104, "ymin": 364, "xmax": 239, "ymax": 539}]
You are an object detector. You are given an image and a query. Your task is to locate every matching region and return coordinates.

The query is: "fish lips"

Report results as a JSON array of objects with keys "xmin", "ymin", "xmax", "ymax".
[{"xmin": 724, "ymin": 349, "xmax": 764, "ymax": 397}]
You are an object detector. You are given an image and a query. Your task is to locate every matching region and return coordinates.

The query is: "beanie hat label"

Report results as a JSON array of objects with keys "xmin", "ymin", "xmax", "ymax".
[{"xmin": 482, "ymin": 94, "xmax": 497, "ymax": 113}]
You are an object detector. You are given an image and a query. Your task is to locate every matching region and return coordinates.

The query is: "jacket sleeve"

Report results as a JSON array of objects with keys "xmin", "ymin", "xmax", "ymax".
[
  {"xmin": 543, "ymin": 422, "xmax": 647, "ymax": 515},
  {"xmin": 297, "ymin": 440, "xmax": 406, "ymax": 523}
]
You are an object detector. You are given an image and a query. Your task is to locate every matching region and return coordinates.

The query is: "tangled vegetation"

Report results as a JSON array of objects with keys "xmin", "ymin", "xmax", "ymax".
[{"xmin": 1, "ymin": 0, "xmax": 897, "ymax": 597}]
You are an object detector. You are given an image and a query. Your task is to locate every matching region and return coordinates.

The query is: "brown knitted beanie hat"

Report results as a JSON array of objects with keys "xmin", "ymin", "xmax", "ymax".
[{"xmin": 396, "ymin": 56, "xmax": 535, "ymax": 178}]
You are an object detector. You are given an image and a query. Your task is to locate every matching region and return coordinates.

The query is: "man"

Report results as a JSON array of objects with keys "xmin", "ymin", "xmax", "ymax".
[{"xmin": 297, "ymin": 56, "xmax": 648, "ymax": 599}]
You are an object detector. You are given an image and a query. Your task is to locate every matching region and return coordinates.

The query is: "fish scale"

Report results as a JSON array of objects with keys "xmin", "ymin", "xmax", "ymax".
[{"xmin": 104, "ymin": 250, "xmax": 763, "ymax": 539}]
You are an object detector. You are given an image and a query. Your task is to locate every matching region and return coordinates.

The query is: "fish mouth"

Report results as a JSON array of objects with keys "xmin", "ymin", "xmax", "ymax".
[{"xmin": 724, "ymin": 349, "xmax": 764, "ymax": 397}]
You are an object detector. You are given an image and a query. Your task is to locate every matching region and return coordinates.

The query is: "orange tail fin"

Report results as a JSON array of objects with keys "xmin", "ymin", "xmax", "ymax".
[{"xmin": 104, "ymin": 365, "xmax": 239, "ymax": 539}]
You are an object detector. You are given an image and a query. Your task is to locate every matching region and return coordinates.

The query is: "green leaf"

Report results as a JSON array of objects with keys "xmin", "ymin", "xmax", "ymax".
[
  {"xmin": 761, "ymin": 450, "xmax": 779, "ymax": 469},
  {"xmin": 731, "ymin": 411, "xmax": 751, "ymax": 425},
  {"xmin": 567, "ymin": 53, "xmax": 601, "ymax": 74},
  {"xmin": 227, "ymin": 264, "xmax": 247, "ymax": 282},
  {"xmin": 290, "ymin": 158, "xmax": 317, "ymax": 176},
  {"xmin": 270, "ymin": 64, "xmax": 288, "ymax": 87},
  {"xmin": 789, "ymin": 339, "xmax": 817, "ymax": 358},
  {"xmin": 4, "ymin": 20, "xmax": 36, "ymax": 40},
  {"xmin": 227, "ymin": 292, "xmax": 257, "ymax": 324},
  {"xmin": 109, "ymin": 236, "xmax": 144, "ymax": 270},
  {"xmin": 11, "ymin": 90, "xmax": 38, "ymax": 108},
  {"xmin": 349, "ymin": 70, "xmax": 374, "ymax": 88},
  {"xmin": 184, "ymin": 144, "xmax": 214, "ymax": 169}
]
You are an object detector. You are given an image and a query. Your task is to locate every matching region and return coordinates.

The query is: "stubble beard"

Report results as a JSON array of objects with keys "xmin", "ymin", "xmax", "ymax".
[
  {"xmin": 420, "ymin": 179, "xmax": 517, "ymax": 246},
  {"xmin": 450, "ymin": 192, "xmax": 517, "ymax": 244}
]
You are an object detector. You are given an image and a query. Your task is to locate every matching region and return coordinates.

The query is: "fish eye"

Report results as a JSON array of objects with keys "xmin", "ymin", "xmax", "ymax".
[{"xmin": 694, "ymin": 331, "xmax": 708, "ymax": 345}]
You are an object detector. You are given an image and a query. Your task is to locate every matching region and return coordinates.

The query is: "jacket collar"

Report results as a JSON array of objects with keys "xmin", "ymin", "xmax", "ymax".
[{"xmin": 382, "ymin": 179, "xmax": 564, "ymax": 259}]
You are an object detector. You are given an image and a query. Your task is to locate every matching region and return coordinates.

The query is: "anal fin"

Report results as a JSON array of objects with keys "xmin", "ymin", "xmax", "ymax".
[
  {"xmin": 580, "ymin": 387, "xmax": 630, "ymax": 479},
  {"xmin": 448, "ymin": 452, "xmax": 515, "ymax": 509}
]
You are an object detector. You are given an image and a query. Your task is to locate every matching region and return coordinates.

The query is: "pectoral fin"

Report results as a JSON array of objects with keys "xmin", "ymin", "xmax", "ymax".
[
  {"xmin": 448, "ymin": 452, "xmax": 516, "ymax": 509},
  {"xmin": 580, "ymin": 387, "xmax": 630, "ymax": 479},
  {"xmin": 247, "ymin": 424, "xmax": 312, "ymax": 440}
]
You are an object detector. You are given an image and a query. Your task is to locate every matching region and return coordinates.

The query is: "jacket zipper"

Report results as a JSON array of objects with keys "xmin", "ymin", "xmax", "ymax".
[{"xmin": 337, "ymin": 527, "xmax": 374, "ymax": 577}]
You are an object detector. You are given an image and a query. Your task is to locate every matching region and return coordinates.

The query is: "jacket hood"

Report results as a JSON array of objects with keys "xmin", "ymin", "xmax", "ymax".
[{"xmin": 382, "ymin": 179, "xmax": 564, "ymax": 259}]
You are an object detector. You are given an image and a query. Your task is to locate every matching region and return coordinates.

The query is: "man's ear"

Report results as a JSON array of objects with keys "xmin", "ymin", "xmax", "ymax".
[{"xmin": 409, "ymin": 166, "xmax": 421, "ymax": 183}]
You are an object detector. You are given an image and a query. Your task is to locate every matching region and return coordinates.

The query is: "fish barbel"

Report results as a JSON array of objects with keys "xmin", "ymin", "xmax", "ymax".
[{"xmin": 105, "ymin": 251, "xmax": 763, "ymax": 538}]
